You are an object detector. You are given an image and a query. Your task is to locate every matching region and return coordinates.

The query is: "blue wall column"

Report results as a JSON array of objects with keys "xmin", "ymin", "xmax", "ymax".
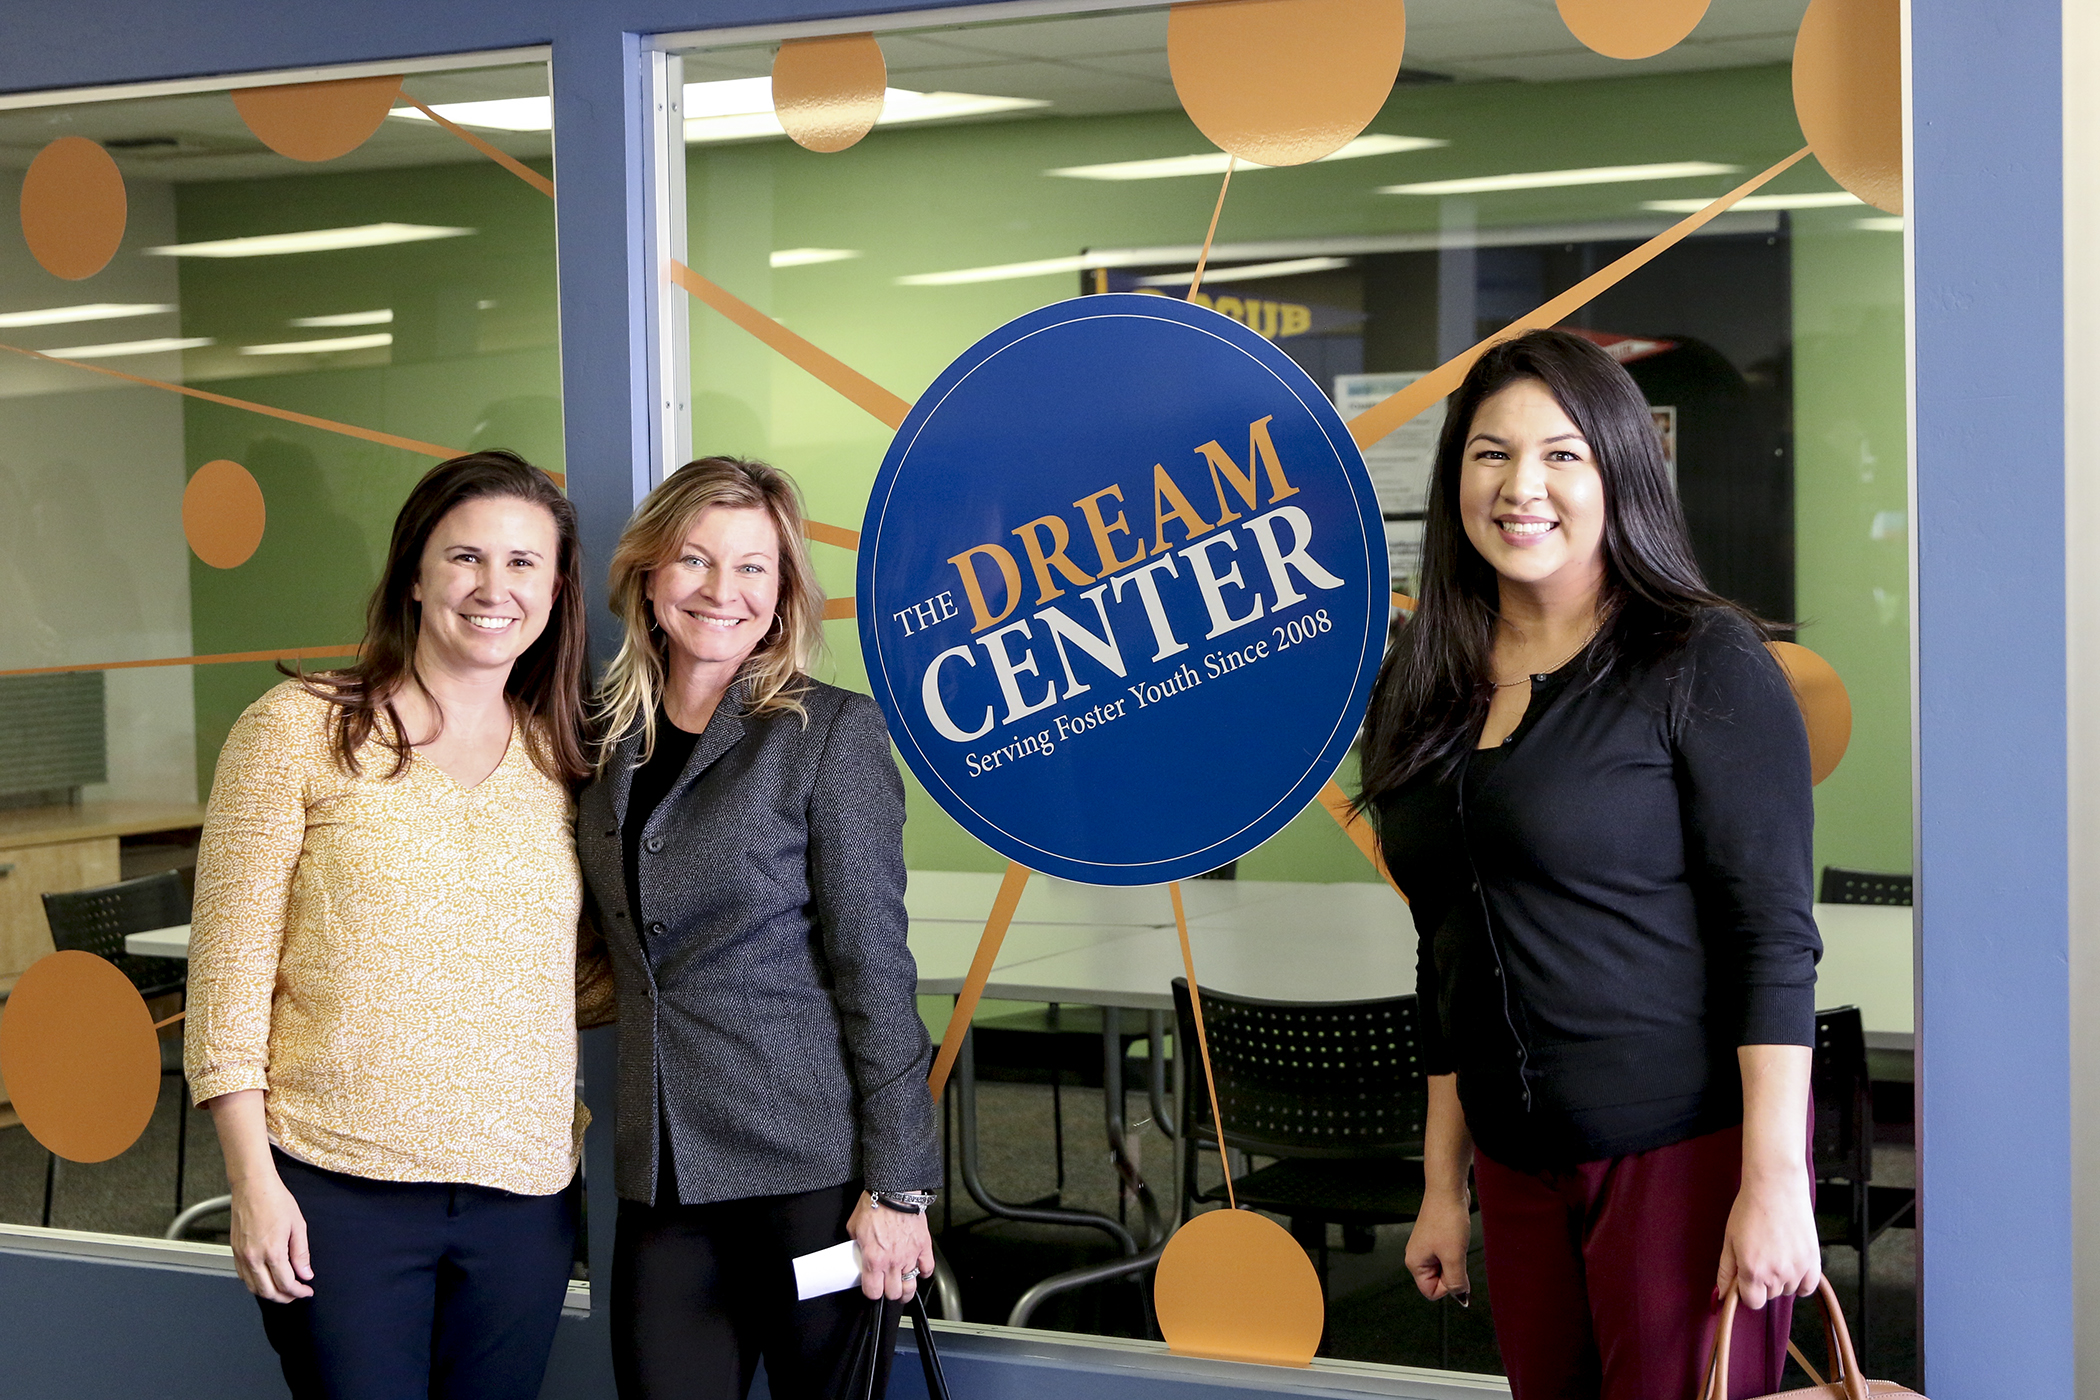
[{"xmin": 1910, "ymin": 1, "xmax": 2070, "ymax": 1396}]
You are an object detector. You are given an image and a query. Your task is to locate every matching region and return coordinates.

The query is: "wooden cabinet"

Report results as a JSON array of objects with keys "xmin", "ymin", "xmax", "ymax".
[
  {"xmin": 0, "ymin": 802, "xmax": 206, "ymax": 998},
  {"xmin": 0, "ymin": 837, "xmax": 121, "ymax": 994}
]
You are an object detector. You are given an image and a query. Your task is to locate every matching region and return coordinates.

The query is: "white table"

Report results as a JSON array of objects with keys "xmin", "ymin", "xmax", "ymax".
[
  {"xmin": 127, "ymin": 895, "xmax": 1913, "ymax": 1039},
  {"xmin": 902, "ymin": 869, "xmax": 1303, "ymax": 929},
  {"xmin": 125, "ymin": 925, "xmax": 190, "ymax": 959},
  {"xmin": 1812, "ymin": 902, "xmax": 1913, "ymax": 1040}
]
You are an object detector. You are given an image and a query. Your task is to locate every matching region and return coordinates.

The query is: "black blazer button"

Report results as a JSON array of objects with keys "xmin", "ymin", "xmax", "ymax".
[{"xmin": 645, "ymin": 836, "xmax": 663, "ymax": 854}]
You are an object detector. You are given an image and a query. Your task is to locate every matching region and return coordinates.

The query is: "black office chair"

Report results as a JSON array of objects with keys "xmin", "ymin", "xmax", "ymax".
[
  {"xmin": 41, "ymin": 870, "xmax": 193, "ymax": 1224},
  {"xmin": 1811, "ymin": 1005, "xmax": 1915, "ymax": 1363},
  {"xmin": 1170, "ymin": 980, "xmax": 1430, "ymax": 1274},
  {"xmin": 1819, "ymin": 867, "xmax": 1913, "ymax": 906}
]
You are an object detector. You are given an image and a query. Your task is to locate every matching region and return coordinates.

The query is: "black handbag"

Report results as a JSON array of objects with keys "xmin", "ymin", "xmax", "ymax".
[{"xmin": 838, "ymin": 1289, "xmax": 950, "ymax": 1400}]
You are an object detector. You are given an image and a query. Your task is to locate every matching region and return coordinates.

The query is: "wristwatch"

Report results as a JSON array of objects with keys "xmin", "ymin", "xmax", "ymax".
[{"xmin": 869, "ymin": 1189, "xmax": 937, "ymax": 1215}]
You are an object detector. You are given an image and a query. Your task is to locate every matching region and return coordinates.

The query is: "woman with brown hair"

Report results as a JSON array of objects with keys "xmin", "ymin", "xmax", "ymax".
[
  {"xmin": 186, "ymin": 450, "xmax": 597, "ymax": 1400},
  {"xmin": 578, "ymin": 456, "xmax": 938, "ymax": 1400},
  {"xmin": 1360, "ymin": 331, "xmax": 1822, "ymax": 1399}
]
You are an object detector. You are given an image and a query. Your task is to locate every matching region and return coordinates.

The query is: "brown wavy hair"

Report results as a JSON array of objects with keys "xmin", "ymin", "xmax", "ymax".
[
  {"xmin": 594, "ymin": 456, "xmax": 825, "ymax": 769},
  {"xmin": 295, "ymin": 450, "xmax": 590, "ymax": 784}
]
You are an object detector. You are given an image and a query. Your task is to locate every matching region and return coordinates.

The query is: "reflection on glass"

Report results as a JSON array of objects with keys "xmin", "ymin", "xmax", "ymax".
[
  {"xmin": 672, "ymin": 1, "xmax": 1909, "ymax": 1376},
  {"xmin": 0, "ymin": 58, "xmax": 558, "ymax": 1247}
]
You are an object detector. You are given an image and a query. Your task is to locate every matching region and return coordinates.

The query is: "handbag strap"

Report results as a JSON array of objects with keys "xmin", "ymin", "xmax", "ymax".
[
  {"xmin": 907, "ymin": 1292, "xmax": 953, "ymax": 1400},
  {"xmin": 1702, "ymin": 1277, "xmax": 1867, "ymax": 1400}
]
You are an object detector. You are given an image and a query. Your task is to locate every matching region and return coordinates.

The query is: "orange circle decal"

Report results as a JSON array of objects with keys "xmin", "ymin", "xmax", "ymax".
[
  {"xmin": 233, "ymin": 74, "xmax": 404, "ymax": 163},
  {"xmin": 21, "ymin": 137, "xmax": 127, "ymax": 281},
  {"xmin": 773, "ymin": 34, "xmax": 888, "ymax": 153},
  {"xmin": 1556, "ymin": 0, "xmax": 1711, "ymax": 60},
  {"xmin": 1170, "ymin": 0, "xmax": 1407, "ymax": 167},
  {"xmin": 183, "ymin": 459, "xmax": 267, "ymax": 569},
  {"xmin": 1154, "ymin": 1208, "xmax": 1325, "ymax": 1365},
  {"xmin": 1769, "ymin": 641, "xmax": 1853, "ymax": 786},
  {"xmin": 0, "ymin": 951, "xmax": 161, "ymax": 1164},
  {"xmin": 1793, "ymin": 0, "xmax": 1902, "ymax": 214}
]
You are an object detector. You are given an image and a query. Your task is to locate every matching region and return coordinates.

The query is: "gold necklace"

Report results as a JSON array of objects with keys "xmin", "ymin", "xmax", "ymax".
[{"xmin": 1490, "ymin": 620, "xmax": 1601, "ymax": 690}]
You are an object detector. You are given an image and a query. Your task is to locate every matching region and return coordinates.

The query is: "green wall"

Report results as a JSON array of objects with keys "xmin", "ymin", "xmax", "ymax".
[
  {"xmin": 174, "ymin": 60, "xmax": 1910, "ymax": 883},
  {"xmin": 177, "ymin": 159, "xmax": 560, "ymax": 794},
  {"xmin": 1792, "ymin": 207, "xmax": 1912, "ymax": 876}
]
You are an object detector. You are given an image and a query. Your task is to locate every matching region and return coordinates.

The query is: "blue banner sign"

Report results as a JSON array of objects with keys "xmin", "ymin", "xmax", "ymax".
[{"xmin": 858, "ymin": 293, "xmax": 1388, "ymax": 885}]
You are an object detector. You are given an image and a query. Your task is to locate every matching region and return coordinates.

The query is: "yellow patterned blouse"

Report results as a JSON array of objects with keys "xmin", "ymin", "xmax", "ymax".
[{"xmin": 185, "ymin": 682, "xmax": 588, "ymax": 1197}]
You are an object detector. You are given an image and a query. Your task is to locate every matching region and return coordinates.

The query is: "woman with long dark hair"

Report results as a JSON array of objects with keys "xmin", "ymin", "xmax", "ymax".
[
  {"xmin": 187, "ymin": 451, "xmax": 601, "ymax": 1399},
  {"xmin": 1360, "ymin": 331, "xmax": 1822, "ymax": 1398}
]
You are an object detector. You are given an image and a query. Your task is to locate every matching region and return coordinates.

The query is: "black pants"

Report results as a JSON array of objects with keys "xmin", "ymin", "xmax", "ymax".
[
  {"xmin": 612, "ymin": 1180, "xmax": 866, "ymax": 1400},
  {"xmin": 259, "ymin": 1149, "xmax": 575, "ymax": 1400}
]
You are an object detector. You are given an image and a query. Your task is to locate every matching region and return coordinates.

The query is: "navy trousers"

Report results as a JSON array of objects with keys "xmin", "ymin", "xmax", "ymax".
[{"xmin": 259, "ymin": 1148, "xmax": 576, "ymax": 1400}]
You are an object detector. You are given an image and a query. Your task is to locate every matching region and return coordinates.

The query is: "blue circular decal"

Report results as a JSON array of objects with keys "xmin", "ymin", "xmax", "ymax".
[{"xmin": 859, "ymin": 293, "xmax": 1388, "ymax": 885}]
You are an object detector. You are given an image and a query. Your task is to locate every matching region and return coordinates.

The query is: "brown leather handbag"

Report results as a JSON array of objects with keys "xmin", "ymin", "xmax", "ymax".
[{"xmin": 1702, "ymin": 1278, "xmax": 1924, "ymax": 1399}]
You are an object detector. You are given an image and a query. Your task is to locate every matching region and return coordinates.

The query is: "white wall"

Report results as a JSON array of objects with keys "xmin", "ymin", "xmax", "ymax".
[{"xmin": 0, "ymin": 173, "xmax": 195, "ymax": 804}]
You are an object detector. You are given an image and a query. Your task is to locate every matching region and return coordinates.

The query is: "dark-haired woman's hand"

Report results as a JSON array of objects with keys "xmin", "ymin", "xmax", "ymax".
[
  {"xmin": 1721, "ymin": 1044, "xmax": 1821, "ymax": 1309},
  {"xmin": 1405, "ymin": 1186, "xmax": 1474, "ymax": 1303}
]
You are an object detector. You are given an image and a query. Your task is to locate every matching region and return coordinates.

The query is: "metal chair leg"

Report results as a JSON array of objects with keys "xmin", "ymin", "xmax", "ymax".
[
  {"xmin": 41, "ymin": 1152, "xmax": 55, "ymax": 1228},
  {"xmin": 174, "ymin": 1081, "xmax": 189, "ymax": 1213}
]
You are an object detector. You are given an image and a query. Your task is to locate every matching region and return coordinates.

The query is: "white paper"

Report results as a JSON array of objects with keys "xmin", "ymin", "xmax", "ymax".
[
  {"xmin": 792, "ymin": 1240, "xmax": 863, "ymax": 1301},
  {"xmin": 1333, "ymin": 371, "xmax": 1446, "ymax": 515}
]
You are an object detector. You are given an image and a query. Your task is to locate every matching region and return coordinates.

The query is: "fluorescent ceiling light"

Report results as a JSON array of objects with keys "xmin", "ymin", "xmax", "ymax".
[
  {"xmin": 1050, "ymin": 135, "xmax": 1445, "ymax": 181},
  {"xmin": 0, "ymin": 302, "xmax": 173, "ymax": 329},
  {"xmin": 1641, "ymin": 191, "xmax": 1864, "ymax": 213},
  {"xmin": 898, "ymin": 248, "xmax": 1186, "ymax": 287},
  {"xmin": 1855, "ymin": 215, "xmax": 1905, "ymax": 232},
  {"xmin": 1382, "ymin": 161, "xmax": 1740, "ymax": 196},
  {"xmin": 240, "ymin": 333, "xmax": 395, "ymax": 355},
  {"xmin": 41, "ymin": 336, "xmax": 212, "ymax": 359},
  {"xmin": 391, "ymin": 96, "xmax": 551, "ymax": 132},
  {"xmin": 1139, "ymin": 256, "xmax": 1352, "ymax": 286},
  {"xmin": 770, "ymin": 248, "xmax": 861, "ymax": 268},
  {"xmin": 683, "ymin": 78, "xmax": 1046, "ymax": 144},
  {"xmin": 897, "ymin": 255, "xmax": 1089, "ymax": 287},
  {"xmin": 291, "ymin": 309, "xmax": 393, "ymax": 327},
  {"xmin": 149, "ymin": 224, "xmax": 474, "ymax": 258}
]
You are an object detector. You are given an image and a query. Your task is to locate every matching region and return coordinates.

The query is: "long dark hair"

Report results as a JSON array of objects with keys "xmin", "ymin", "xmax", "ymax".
[
  {"xmin": 295, "ymin": 450, "xmax": 590, "ymax": 784},
  {"xmin": 1357, "ymin": 329, "xmax": 1764, "ymax": 808}
]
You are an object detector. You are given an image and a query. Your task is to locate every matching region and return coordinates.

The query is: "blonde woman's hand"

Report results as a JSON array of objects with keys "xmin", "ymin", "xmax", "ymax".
[{"xmin": 849, "ymin": 1193, "xmax": 935, "ymax": 1301}]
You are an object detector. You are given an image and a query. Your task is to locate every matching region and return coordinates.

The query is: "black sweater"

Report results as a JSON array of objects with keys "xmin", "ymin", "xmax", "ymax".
[{"xmin": 1377, "ymin": 609, "xmax": 1822, "ymax": 1169}]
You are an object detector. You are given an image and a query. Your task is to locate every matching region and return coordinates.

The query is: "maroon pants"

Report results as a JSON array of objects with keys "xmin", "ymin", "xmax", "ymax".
[{"xmin": 1475, "ymin": 1125, "xmax": 1791, "ymax": 1400}]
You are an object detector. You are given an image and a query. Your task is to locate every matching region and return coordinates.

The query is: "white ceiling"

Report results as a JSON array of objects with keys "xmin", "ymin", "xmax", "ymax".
[
  {"xmin": 688, "ymin": 0, "xmax": 1811, "ymax": 115},
  {"xmin": 0, "ymin": 1, "xmax": 1813, "ymax": 179}
]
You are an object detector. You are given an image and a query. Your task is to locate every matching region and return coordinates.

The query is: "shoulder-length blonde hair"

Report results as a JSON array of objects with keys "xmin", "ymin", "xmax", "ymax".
[{"xmin": 595, "ymin": 456, "xmax": 826, "ymax": 768}]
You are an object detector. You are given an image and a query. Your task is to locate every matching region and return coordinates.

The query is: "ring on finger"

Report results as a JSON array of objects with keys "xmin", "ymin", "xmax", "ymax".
[{"xmin": 902, "ymin": 1267, "xmax": 920, "ymax": 1280}]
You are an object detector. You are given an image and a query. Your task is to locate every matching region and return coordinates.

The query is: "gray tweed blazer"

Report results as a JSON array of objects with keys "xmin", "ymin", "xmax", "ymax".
[{"xmin": 577, "ymin": 678, "xmax": 940, "ymax": 1205}]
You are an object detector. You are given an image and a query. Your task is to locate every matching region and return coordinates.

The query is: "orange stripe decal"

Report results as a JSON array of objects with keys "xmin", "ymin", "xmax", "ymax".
[
  {"xmin": 927, "ymin": 861, "xmax": 1031, "ymax": 1100},
  {"xmin": 0, "ymin": 643, "xmax": 362, "ymax": 680},
  {"xmin": 1318, "ymin": 778, "xmax": 1405, "ymax": 899},
  {"xmin": 0, "ymin": 341, "xmax": 482, "ymax": 469},
  {"xmin": 803, "ymin": 519, "xmax": 862, "ymax": 550},
  {"xmin": 401, "ymin": 94, "xmax": 556, "ymax": 199},
  {"xmin": 1347, "ymin": 147, "xmax": 1813, "ymax": 451},
  {"xmin": 821, "ymin": 597, "xmax": 856, "ymax": 621},
  {"xmin": 668, "ymin": 259, "xmax": 913, "ymax": 431}
]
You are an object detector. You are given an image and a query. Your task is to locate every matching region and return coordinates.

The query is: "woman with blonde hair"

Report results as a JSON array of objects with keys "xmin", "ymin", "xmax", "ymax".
[{"xmin": 578, "ymin": 456, "xmax": 939, "ymax": 1399}]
